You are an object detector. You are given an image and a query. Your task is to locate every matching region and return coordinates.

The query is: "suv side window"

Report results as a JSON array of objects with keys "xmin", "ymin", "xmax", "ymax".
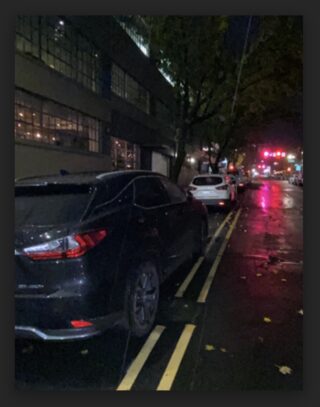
[
  {"xmin": 91, "ymin": 183, "xmax": 133, "ymax": 216},
  {"xmin": 134, "ymin": 177, "xmax": 170, "ymax": 208},
  {"xmin": 159, "ymin": 177, "xmax": 186, "ymax": 204}
]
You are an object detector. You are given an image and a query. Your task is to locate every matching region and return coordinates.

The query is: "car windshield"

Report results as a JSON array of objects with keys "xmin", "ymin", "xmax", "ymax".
[
  {"xmin": 15, "ymin": 184, "xmax": 94, "ymax": 227},
  {"xmin": 193, "ymin": 176, "xmax": 223, "ymax": 186}
]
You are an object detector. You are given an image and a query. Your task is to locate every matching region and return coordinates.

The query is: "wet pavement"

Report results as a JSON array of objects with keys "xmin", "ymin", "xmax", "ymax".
[{"xmin": 15, "ymin": 180, "xmax": 303, "ymax": 390}]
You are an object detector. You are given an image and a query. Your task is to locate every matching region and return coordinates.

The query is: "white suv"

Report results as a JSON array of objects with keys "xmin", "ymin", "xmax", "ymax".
[{"xmin": 189, "ymin": 174, "xmax": 237, "ymax": 208}]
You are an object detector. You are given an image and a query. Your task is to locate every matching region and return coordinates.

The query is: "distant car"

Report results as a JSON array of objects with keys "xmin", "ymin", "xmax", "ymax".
[
  {"xmin": 189, "ymin": 174, "xmax": 237, "ymax": 209},
  {"xmin": 297, "ymin": 172, "xmax": 303, "ymax": 186},
  {"xmin": 288, "ymin": 174, "xmax": 295, "ymax": 184},
  {"xmin": 290, "ymin": 173, "xmax": 300, "ymax": 185},
  {"xmin": 15, "ymin": 171, "xmax": 208, "ymax": 341},
  {"xmin": 227, "ymin": 170, "xmax": 247, "ymax": 191}
]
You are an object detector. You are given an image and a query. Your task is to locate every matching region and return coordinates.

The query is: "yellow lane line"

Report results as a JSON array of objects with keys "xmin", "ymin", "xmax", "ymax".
[
  {"xmin": 157, "ymin": 324, "xmax": 196, "ymax": 391},
  {"xmin": 117, "ymin": 325, "xmax": 166, "ymax": 391},
  {"xmin": 175, "ymin": 210, "xmax": 233, "ymax": 298},
  {"xmin": 197, "ymin": 208, "xmax": 242, "ymax": 304},
  {"xmin": 175, "ymin": 256, "xmax": 204, "ymax": 298},
  {"xmin": 205, "ymin": 210, "xmax": 233, "ymax": 255}
]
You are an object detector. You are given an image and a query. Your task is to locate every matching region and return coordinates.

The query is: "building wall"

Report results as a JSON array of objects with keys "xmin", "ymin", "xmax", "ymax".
[
  {"xmin": 14, "ymin": 16, "xmax": 176, "ymax": 178},
  {"xmin": 15, "ymin": 141, "xmax": 111, "ymax": 179}
]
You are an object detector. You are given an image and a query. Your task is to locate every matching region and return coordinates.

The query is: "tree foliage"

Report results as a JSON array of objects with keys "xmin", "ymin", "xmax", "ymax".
[{"xmin": 145, "ymin": 16, "xmax": 302, "ymax": 179}]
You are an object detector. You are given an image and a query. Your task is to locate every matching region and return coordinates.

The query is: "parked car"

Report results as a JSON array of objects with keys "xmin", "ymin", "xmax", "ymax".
[
  {"xmin": 297, "ymin": 172, "xmax": 303, "ymax": 186},
  {"xmin": 288, "ymin": 174, "xmax": 296, "ymax": 184},
  {"xmin": 289, "ymin": 173, "xmax": 300, "ymax": 185},
  {"xmin": 15, "ymin": 171, "xmax": 208, "ymax": 341},
  {"xmin": 188, "ymin": 174, "xmax": 237, "ymax": 208}
]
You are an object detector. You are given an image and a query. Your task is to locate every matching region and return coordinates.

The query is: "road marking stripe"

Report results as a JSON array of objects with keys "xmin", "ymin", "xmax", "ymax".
[
  {"xmin": 175, "ymin": 256, "xmax": 204, "ymax": 298},
  {"xmin": 117, "ymin": 325, "xmax": 166, "ymax": 391},
  {"xmin": 197, "ymin": 208, "xmax": 242, "ymax": 303},
  {"xmin": 157, "ymin": 324, "xmax": 196, "ymax": 391},
  {"xmin": 205, "ymin": 210, "xmax": 233, "ymax": 255},
  {"xmin": 175, "ymin": 211, "xmax": 233, "ymax": 298}
]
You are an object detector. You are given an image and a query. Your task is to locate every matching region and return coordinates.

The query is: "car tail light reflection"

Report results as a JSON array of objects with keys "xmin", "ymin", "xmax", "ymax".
[
  {"xmin": 70, "ymin": 320, "xmax": 93, "ymax": 328},
  {"xmin": 23, "ymin": 229, "xmax": 107, "ymax": 260}
]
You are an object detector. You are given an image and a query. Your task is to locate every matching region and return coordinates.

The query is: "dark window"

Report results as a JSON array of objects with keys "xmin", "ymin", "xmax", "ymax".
[
  {"xmin": 134, "ymin": 177, "xmax": 170, "ymax": 208},
  {"xmin": 15, "ymin": 185, "xmax": 93, "ymax": 227},
  {"xmin": 159, "ymin": 177, "xmax": 186, "ymax": 204},
  {"xmin": 16, "ymin": 16, "xmax": 104, "ymax": 95},
  {"xmin": 92, "ymin": 183, "xmax": 133, "ymax": 216},
  {"xmin": 193, "ymin": 176, "xmax": 223, "ymax": 186}
]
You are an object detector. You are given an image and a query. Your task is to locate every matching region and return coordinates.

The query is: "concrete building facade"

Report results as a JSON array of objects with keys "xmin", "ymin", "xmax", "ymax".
[{"xmin": 15, "ymin": 16, "xmax": 176, "ymax": 179}]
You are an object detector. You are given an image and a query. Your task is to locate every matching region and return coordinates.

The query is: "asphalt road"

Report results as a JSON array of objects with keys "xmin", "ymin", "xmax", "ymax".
[{"xmin": 15, "ymin": 180, "xmax": 303, "ymax": 390}]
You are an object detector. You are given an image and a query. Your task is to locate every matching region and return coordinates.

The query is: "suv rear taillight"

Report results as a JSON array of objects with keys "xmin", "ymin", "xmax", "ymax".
[
  {"xmin": 216, "ymin": 185, "xmax": 228, "ymax": 190},
  {"xmin": 22, "ymin": 229, "xmax": 107, "ymax": 260}
]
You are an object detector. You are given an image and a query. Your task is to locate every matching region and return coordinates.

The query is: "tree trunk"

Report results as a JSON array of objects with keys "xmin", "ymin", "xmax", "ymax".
[{"xmin": 171, "ymin": 126, "xmax": 187, "ymax": 182}]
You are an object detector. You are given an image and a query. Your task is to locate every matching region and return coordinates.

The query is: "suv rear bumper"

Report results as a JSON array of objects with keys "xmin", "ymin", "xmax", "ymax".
[
  {"xmin": 196, "ymin": 198, "xmax": 231, "ymax": 207},
  {"xmin": 15, "ymin": 312, "xmax": 123, "ymax": 341}
]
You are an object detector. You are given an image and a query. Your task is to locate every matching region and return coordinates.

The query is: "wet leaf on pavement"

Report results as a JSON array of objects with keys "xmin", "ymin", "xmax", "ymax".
[
  {"xmin": 263, "ymin": 316, "xmax": 272, "ymax": 323},
  {"xmin": 275, "ymin": 365, "xmax": 293, "ymax": 375},
  {"xmin": 80, "ymin": 349, "xmax": 89, "ymax": 356},
  {"xmin": 205, "ymin": 344, "xmax": 215, "ymax": 351},
  {"xmin": 22, "ymin": 345, "xmax": 34, "ymax": 354},
  {"xmin": 220, "ymin": 347, "xmax": 227, "ymax": 353}
]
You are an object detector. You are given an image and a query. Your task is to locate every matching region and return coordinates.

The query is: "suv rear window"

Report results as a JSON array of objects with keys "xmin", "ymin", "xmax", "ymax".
[
  {"xmin": 193, "ymin": 176, "xmax": 223, "ymax": 186},
  {"xmin": 15, "ymin": 184, "xmax": 93, "ymax": 227}
]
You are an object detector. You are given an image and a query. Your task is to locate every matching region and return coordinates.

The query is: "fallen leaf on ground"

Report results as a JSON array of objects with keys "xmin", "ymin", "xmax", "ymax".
[
  {"xmin": 271, "ymin": 269, "xmax": 279, "ymax": 275},
  {"xmin": 80, "ymin": 349, "xmax": 89, "ymax": 355},
  {"xmin": 240, "ymin": 276, "xmax": 247, "ymax": 280},
  {"xmin": 281, "ymin": 278, "xmax": 287, "ymax": 282},
  {"xmin": 275, "ymin": 365, "xmax": 293, "ymax": 375},
  {"xmin": 258, "ymin": 336, "xmax": 264, "ymax": 343},
  {"xmin": 256, "ymin": 273, "xmax": 263, "ymax": 277},
  {"xmin": 263, "ymin": 316, "xmax": 272, "ymax": 323},
  {"xmin": 220, "ymin": 347, "xmax": 227, "ymax": 353},
  {"xmin": 205, "ymin": 344, "xmax": 215, "ymax": 351},
  {"xmin": 297, "ymin": 309, "xmax": 303, "ymax": 315},
  {"xmin": 22, "ymin": 345, "xmax": 34, "ymax": 354}
]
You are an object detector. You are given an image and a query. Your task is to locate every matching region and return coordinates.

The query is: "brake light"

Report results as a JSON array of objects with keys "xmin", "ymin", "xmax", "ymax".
[
  {"xmin": 216, "ymin": 185, "xmax": 228, "ymax": 190},
  {"xmin": 23, "ymin": 229, "xmax": 107, "ymax": 260}
]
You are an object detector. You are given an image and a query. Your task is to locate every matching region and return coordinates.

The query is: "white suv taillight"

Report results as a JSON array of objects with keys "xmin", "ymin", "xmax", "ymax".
[{"xmin": 22, "ymin": 229, "xmax": 107, "ymax": 260}]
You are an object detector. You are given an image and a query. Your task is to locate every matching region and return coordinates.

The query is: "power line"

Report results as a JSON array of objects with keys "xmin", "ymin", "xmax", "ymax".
[{"xmin": 231, "ymin": 16, "xmax": 253, "ymax": 116}]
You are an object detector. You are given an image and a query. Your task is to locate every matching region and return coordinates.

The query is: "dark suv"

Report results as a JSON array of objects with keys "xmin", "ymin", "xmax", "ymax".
[{"xmin": 15, "ymin": 171, "xmax": 208, "ymax": 341}]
